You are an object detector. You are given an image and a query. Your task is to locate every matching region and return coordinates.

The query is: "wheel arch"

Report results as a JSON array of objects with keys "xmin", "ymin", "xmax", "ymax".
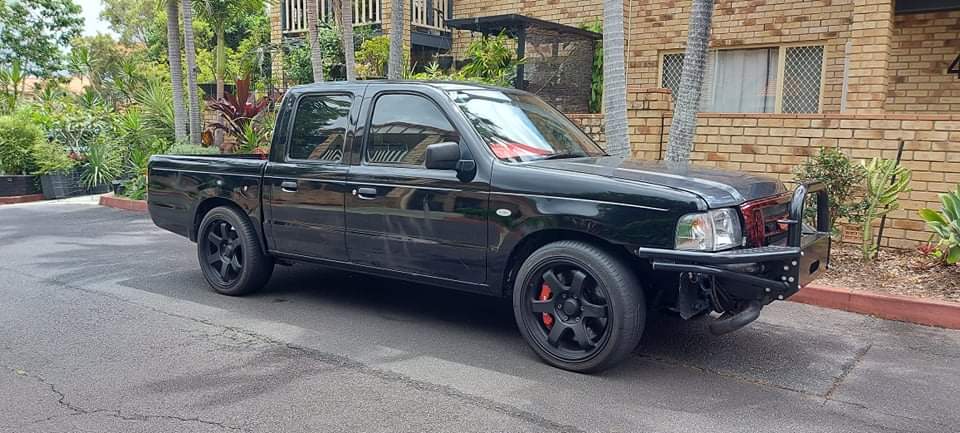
[
  {"xmin": 500, "ymin": 229, "xmax": 647, "ymax": 298},
  {"xmin": 192, "ymin": 197, "xmax": 270, "ymax": 256}
]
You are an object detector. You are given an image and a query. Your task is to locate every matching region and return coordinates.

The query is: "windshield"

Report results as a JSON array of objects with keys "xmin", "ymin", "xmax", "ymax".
[{"xmin": 448, "ymin": 90, "xmax": 606, "ymax": 162}]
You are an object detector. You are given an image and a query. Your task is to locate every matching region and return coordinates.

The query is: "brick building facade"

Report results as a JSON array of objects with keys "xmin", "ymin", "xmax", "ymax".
[{"xmin": 271, "ymin": 0, "xmax": 960, "ymax": 248}]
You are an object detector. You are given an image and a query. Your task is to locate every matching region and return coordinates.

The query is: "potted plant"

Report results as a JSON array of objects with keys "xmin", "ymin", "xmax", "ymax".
[
  {"xmin": 0, "ymin": 115, "xmax": 42, "ymax": 197},
  {"xmin": 32, "ymin": 139, "xmax": 80, "ymax": 199},
  {"xmin": 78, "ymin": 135, "xmax": 121, "ymax": 194}
]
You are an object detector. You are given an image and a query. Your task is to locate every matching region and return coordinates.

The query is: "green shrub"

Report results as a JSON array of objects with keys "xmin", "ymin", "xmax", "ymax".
[
  {"xmin": 860, "ymin": 157, "xmax": 912, "ymax": 260},
  {"xmin": 919, "ymin": 186, "xmax": 960, "ymax": 264},
  {"xmin": 79, "ymin": 135, "xmax": 122, "ymax": 188},
  {"xmin": 580, "ymin": 19, "xmax": 603, "ymax": 114},
  {"xmin": 795, "ymin": 147, "xmax": 867, "ymax": 232},
  {"xmin": 165, "ymin": 142, "xmax": 220, "ymax": 155},
  {"xmin": 0, "ymin": 114, "xmax": 42, "ymax": 175},
  {"xmin": 31, "ymin": 140, "xmax": 76, "ymax": 175},
  {"xmin": 123, "ymin": 175, "xmax": 147, "ymax": 200},
  {"xmin": 356, "ymin": 35, "xmax": 390, "ymax": 78}
]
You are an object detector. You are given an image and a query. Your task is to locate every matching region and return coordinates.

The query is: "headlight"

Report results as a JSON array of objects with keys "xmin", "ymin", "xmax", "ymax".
[{"xmin": 675, "ymin": 208, "xmax": 743, "ymax": 251}]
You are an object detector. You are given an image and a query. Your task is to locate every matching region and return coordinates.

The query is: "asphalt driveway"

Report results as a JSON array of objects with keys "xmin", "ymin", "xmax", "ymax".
[{"xmin": 1, "ymin": 197, "xmax": 958, "ymax": 433}]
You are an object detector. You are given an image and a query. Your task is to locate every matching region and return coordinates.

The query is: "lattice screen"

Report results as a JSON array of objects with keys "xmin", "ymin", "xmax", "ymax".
[
  {"xmin": 781, "ymin": 45, "xmax": 824, "ymax": 113},
  {"xmin": 523, "ymin": 26, "xmax": 596, "ymax": 113},
  {"xmin": 661, "ymin": 53, "xmax": 684, "ymax": 94}
]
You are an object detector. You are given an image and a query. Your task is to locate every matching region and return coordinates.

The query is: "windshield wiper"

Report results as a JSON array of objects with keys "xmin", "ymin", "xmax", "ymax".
[{"xmin": 539, "ymin": 153, "xmax": 584, "ymax": 160}]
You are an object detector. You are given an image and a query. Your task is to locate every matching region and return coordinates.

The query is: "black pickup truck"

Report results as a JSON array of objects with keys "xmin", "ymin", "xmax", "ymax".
[{"xmin": 148, "ymin": 81, "xmax": 830, "ymax": 372}]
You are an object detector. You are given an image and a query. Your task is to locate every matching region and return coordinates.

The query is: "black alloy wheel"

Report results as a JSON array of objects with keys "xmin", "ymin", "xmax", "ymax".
[
  {"xmin": 197, "ymin": 206, "xmax": 274, "ymax": 295},
  {"xmin": 513, "ymin": 241, "xmax": 645, "ymax": 373},
  {"xmin": 527, "ymin": 265, "xmax": 611, "ymax": 360},
  {"xmin": 203, "ymin": 220, "xmax": 244, "ymax": 285}
]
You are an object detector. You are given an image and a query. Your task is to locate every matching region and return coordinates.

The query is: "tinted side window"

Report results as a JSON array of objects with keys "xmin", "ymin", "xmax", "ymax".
[
  {"xmin": 365, "ymin": 94, "xmax": 458, "ymax": 166},
  {"xmin": 288, "ymin": 94, "xmax": 352, "ymax": 161}
]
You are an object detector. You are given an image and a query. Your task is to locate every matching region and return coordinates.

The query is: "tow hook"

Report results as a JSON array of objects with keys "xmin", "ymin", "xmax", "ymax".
[{"xmin": 708, "ymin": 301, "xmax": 762, "ymax": 335}]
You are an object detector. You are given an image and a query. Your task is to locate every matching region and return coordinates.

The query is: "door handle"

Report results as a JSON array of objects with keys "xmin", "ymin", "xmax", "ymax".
[
  {"xmin": 280, "ymin": 181, "xmax": 298, "ymax": 192},
  {"xmin": 354, "ymin": 187, "xmax": 377, "ymax": 200}
]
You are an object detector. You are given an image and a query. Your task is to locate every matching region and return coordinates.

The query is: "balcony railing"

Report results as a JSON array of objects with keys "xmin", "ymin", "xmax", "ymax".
[
  {"xmin": 411, "ymin": 0, "xmax": 449, "ymax": 31},
  {"xmin": 282, "ymin": 0, "xmax": 382, "ymax": 34}
]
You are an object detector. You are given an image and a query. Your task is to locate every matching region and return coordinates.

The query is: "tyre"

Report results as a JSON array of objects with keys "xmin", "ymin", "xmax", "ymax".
[
  {"xmin": 513, "ymin": 240, "xmax": 646, "ymax": 373},
  {"xmin": 197, "ymin": 206, "xmax": 274, "ymax": 296}
]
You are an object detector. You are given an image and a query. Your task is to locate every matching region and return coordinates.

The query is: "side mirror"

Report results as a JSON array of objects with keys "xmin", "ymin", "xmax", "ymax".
[{"xmin": 425, "ymin": 141, "xmax": 461, "ymax": 170}]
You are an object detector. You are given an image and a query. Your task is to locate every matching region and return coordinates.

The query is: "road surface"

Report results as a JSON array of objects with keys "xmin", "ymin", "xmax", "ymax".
[{"xmin": 1, "ymin": 197, "xmax": 958, "ymax": 433}]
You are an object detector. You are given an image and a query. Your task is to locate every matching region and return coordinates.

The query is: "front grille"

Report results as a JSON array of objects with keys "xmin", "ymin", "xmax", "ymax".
[{"xmin": 741, "ymin": 193, "xmax": 792, "ymax": 247}]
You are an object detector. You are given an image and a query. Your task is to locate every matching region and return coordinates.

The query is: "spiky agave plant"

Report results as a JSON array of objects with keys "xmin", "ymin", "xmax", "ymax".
[{"xmin": 860, "ymin": 157, "xmax": 912, "ymax": 260}]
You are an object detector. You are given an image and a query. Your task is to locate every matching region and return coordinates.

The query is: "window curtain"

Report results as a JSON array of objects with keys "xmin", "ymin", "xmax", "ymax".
[{"xmin": 706, "ymin": 48, "xmax": 778, "ymax": 113}]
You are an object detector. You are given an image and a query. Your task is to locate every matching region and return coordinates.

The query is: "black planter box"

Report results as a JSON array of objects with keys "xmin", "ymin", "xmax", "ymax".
[
  {"xmin": 40, "ymin": 171, "xmax": 84, "ymax": 199},
  {"xmin": 0, "ymin": 175, "xmax": 40, "ymax": 197}
]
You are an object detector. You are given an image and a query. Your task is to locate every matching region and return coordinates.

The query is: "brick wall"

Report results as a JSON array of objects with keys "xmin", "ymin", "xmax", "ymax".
[
  {"xmin": 569, "ymin": 100, "xmax": 960, "ymax": 249},
  {"xmin": 887, "ymin": 10, "xmax": 960, "ymax": 112}
]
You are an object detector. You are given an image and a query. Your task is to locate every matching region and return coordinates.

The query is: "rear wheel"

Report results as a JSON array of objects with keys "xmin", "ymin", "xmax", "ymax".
[
  {"xmin": 513, "ymin": 241, "xmax": 645, "ymax": 373},
  {"xmin": 197, "ymin": 206, "xmax": 273, "ymax": 295}
]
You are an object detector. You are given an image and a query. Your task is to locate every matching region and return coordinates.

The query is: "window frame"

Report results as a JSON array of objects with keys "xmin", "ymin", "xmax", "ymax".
[
  {"xmin": 657, "ymin": 43, "xmax": 827, "ymax": 114},
  {"xmin": 360, "ymin": 90, "xmax": 463, "ymax": 169},
  {"xmin": 284, "ymin": 92, "xmax": 355, "ymax": 164}
]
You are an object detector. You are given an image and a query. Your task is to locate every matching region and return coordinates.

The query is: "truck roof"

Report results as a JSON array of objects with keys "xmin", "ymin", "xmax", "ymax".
[{"xmin": 285, "ymin": 80, "xmax": 524, "ymax": 95}]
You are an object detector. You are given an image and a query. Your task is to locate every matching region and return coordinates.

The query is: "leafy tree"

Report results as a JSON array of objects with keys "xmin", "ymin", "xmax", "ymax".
[
  {"xmin": 100, "ymin": 0, "xmax": 158, "ymax": 45},
  {"xmin": 0, "ymin": 0, "xmax": 83, "ymax": 78}
]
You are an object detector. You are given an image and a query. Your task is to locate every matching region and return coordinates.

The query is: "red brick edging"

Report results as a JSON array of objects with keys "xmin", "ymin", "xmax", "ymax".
[
  {"xmin": 790, "ymin": 283, "xmax": 960, "ymax": 330},
  {"xmin": 0, "ymin": 194, "xmax": 45, "ymax": 205},
  {"xmin": 99, "ymin": 194, "xmax": 148, "ymax": 213}
]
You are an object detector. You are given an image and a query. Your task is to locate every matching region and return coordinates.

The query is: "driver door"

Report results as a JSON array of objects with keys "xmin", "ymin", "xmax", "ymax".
[{"xmin": 344, "ymin": 90, "xmax": 489, "ymax": 285}]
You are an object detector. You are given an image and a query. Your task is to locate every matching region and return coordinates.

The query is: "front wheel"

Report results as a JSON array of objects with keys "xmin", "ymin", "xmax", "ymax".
[
  {"xmin": 197, "ymin": 206, "xmax": 274, "ymax": 296},
  {"xmin": 513, "ymin": 241, "xmax": 646, "ymax": 373}
]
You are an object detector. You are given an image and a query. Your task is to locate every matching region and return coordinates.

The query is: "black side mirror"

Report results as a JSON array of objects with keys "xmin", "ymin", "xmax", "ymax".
[{"xmin": 425, "ymin": 141, "xmax": 461, "ymax": 170}]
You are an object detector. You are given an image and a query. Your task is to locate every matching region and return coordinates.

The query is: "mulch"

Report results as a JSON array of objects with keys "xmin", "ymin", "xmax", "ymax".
[{"xmin": 820, "ymin": 243, "xmax": 960, "ymax": 304}]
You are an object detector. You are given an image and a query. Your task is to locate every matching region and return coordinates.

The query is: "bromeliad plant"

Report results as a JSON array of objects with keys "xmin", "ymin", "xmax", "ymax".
[
  {"xmin": 918, "ymin": 186, "xmax": 960, "ymax": 265},
  {"xmin": 206, "ymin": 78, "xmax": 271, "ymax": 153},
  {"xmin": 860, "ymin": 157, "xmax": 912, "ymax": 260}
]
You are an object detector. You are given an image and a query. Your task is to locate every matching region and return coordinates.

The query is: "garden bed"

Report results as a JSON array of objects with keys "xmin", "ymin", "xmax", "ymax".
[
  {"xmin": 99, "ymin": 193, "xmax": 147, "ymax": 213},
  {"xmin": 820, "ymin": 243, "xmax": 960, "ymax": 304}
]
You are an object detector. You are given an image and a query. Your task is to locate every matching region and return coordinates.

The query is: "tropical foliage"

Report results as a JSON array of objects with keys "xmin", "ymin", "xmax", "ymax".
[
  {"xmin": 860, "ymin": 158, "xmax": 912, "ymax": 260},
  {"xmin": 206, "ymin": 78, "xmax": 272, "ymax": 153},
  {"xmin": 919, "ymin": 187, "xmax": 960, "ymax": 265}
]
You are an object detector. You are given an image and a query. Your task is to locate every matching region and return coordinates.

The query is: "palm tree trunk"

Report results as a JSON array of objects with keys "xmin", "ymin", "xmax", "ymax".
[
  {"xmin": 165, "ymin": 0, "xmax": 188, "ymax": 142},
  {"xmin": 340, "ymin": 0, "xmax": 356, "ymax": 80},
  {"xmin": 601, "ymin": 0, "xmax": 629, "ymax": 158},
  {"xmin": 181, "ymin": 0, "xmax": 202, "ymax": 146},
  {"xmin": 387, "ymin": 0, "xmax": 403, "ymax": 79},
  {"xmin": 215, "ymin": 27, "xmax": 227, "ymax": 150},
  {"xmin": 306, "ymin": 0, "xmax": 325, "ymax": 82},
  {"xmin": 665, "ymin": 0, "xmax": 715, "ymax": 163}
]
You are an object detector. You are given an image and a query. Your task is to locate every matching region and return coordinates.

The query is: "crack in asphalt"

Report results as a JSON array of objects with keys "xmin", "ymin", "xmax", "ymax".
[
  {"xmin": 823, "ymin": 343, "xmax": 872, "ymax": 401},
  {"xmin": 1, "ymin": 265, "xmax": 585, "ymax": 433},
  {"xmin": 3, "ymin": 365, "xmax": 241, "ymax": 431}
]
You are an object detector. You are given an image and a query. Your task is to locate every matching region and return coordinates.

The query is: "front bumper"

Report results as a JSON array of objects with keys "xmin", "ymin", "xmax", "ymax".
[{"xmin": 634, "ymin": 181, "xmax": 831, "ymax": 332}]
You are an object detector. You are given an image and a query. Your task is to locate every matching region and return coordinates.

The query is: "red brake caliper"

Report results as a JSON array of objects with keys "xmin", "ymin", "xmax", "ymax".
[{"xmin": 538, "ymin": 282, "xmax": 554, "ymax": 329}]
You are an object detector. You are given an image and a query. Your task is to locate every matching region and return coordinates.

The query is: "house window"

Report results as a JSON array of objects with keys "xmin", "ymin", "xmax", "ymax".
[{"xmin": 660, "ymin": 45, "xmax": 824, "ymax": 113}]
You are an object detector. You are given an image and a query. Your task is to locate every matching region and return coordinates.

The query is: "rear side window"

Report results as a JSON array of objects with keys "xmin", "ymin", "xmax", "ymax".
[
  {"xmin": 288, "ymin": 94, "xmax": 352, "ymax": 162},
  {"xmin": 365, "ymin": 94, "xmax": 459, "ymax": 166}
]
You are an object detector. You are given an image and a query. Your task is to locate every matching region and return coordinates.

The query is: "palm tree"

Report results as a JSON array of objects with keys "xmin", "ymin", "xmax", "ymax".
[
  {"xmin": 601, "ymin": 0, "xmax": 629, "ymax": 157},
  {"xmin": 165, "ymin": 0, "xmax": 188, "ymax": 142},
  {"xmin": 665, "ymin": 0, "xmax": 715, "ymax": 163},
  {"xmin": 305, "ymin": 0, "xmax": 325, "ymax": 82},
  {"xmin": 336, "ymin": 0, "xmax": 356, "ymax": 80},
  {"xmin": 387, "ymin": 0, "xmax": 402, "ymax": 79},
  {"xmin": 181, "ymin": 0, "xmax": 202, "ymax": 145}
]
